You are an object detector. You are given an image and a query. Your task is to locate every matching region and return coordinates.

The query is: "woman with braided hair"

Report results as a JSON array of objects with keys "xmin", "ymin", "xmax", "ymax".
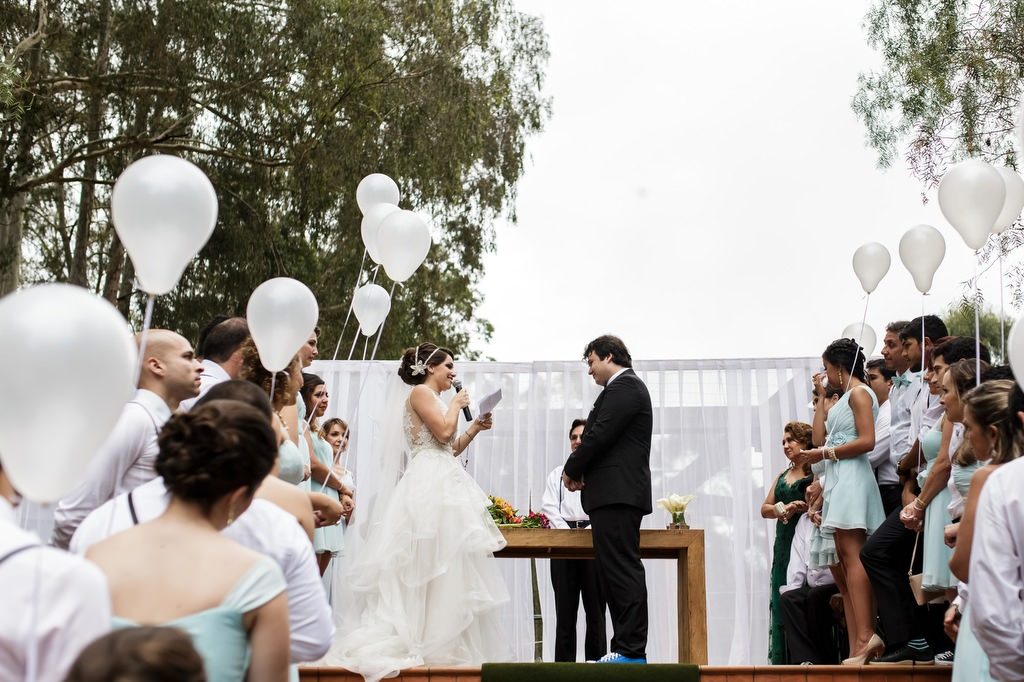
[{"xmin": 796, "ymin": 337, "xmax": 885, "ymax": 665}]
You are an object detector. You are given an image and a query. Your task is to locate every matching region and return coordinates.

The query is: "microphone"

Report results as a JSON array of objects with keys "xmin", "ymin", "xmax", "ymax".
[{"xmin": 452, "ymin": 379, "xmax": 473, "ymax": 422}]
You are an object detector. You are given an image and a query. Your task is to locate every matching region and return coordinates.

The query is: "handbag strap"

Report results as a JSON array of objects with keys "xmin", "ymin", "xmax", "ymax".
[{"xmin": 908, "ymin": 530, "xmax": 921, "ymax": 577}]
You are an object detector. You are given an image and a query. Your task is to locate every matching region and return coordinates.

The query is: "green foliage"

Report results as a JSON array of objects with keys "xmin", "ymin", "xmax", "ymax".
[
  {"xmin": 853, "ymin": 0, "xmax": 1024, "ymax": 186},
  {"xmin": 1, "ymin": 0, "xmax": 550, "ymax": 359},
  {"xmin": 942, "ymin": 300, "xmax": 1014, "ymax": 364}
]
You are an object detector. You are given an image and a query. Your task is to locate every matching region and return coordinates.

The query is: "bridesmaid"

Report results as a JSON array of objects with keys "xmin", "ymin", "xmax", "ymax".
[
  {"xmin": 302, "ymin": 374, "xmax": 345, "ymax": 576},
  {"xmin": 760, "ymin": 421, "xmax": 814, "ymax": 664},
  {"xmin": 798, "ymin": 338, "xmax": 885, "ymax": 665}
]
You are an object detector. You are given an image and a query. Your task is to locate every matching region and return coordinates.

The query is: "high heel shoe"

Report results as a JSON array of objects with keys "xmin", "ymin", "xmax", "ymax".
[{"xmin": 842, "ymin": 633, "xmax": 885, "ymax": 665}]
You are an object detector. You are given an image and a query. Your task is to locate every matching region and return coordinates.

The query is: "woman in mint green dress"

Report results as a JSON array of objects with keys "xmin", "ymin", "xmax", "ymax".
[
  {"xmin": 87, "ymin": 401, "xmax": 290, "ymax": 682},
  {"xmin": 302, "ymin": 373, "xmax": 345, "ymax": 576},
  {"xmin": 760, "ymin": 421, "xmax": 813, "ymax": 663},
  {"xmin": 798, "ymin": 339, "xmax": 885, "ymax": 665},
  {"xmin": 947, "ymin": 378, "xmax": 1017, "ymax": 682}
]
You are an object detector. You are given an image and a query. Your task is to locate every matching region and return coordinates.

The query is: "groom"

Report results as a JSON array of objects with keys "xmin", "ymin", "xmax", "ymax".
[{"xmin": 562, "ymin": 335, "xmax": 653, "ymax": 664}]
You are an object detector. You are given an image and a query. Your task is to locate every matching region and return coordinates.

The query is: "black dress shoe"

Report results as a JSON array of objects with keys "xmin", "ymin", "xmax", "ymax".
[{"xmin": 870, "ymin": 644, "xmax": 935, "ymax": 665}]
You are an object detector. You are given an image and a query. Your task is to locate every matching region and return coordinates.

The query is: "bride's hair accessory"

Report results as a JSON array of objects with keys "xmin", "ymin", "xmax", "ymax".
[{"xmin": 410, "ymin": 345, "xmax": 442, "ymax": 376}]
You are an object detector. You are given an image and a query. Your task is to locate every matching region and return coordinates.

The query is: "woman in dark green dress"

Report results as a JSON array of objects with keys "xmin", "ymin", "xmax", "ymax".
[{"xmin": 761, "ymin": 421, "xmax": 814, "ymax": 664}]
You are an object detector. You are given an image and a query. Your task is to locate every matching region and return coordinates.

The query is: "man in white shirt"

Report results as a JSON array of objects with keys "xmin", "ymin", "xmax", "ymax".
[
  {"xmin": 969, "ymin": 386, "xmax": 1024, "ymax": 681},
  {"xmin": 541, "ymin": 419, "xmax": 607, "ymax": 662},
  {"xmin": 52, "ymin": 330, "xmax": 202, "ymax": 548},
  {"xmin": 70, "ymin": 476, "xmax": 334, "ymax": 666},
  {"xmin": 865, "ymin": 359, "xmax": 899, "ymax": 515},
  {"xmin": 0, "ymin": 461, "xmax": 111, "ymax": 681},
  {"xmin": 179, "ymin": 316, "xmax": 249, "ymax": 411},
  {"xmin": 779, "ymin": 514, "xmax": 838, "ymax": 664}
]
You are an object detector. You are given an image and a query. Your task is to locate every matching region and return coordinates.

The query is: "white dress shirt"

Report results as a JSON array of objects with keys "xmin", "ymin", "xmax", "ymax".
[
  {"xmin": 71, "ymin": 477, "xmax": 334, "ymax": 663},
  {"xmin": 911, "ymin": 386, "xmax": 943, "ymax": 448},
  {"xmin": 178, "ymin": 359, "xmax": 231, "ymax": 412},
  {"xmin": 780, "ymin": 514, "xmax": 835, "ymax": 594},
  {"xmin": 0, "ymin": 498, "xmax": 111, "ymax": 681},
  {"xmin": 968, "ymin": 458, "xmax": 1024, "ymax": 681},
  {"xmin": 541, "ymin": 466, "xmax": 588, "ymax": 529},
  {"xmin": 888, "ymin": 370, "xmax": 919, "ymax": 467},
  {"xmin": 52, "ymin": 389, "xmax": 171, "ymax": 548},
  {"xmin": 605, "ymin": 367, "xmax": 629, "ymax": 388},
  {"xmin": 867, "ymin": 401, "xmax": 897, "ymax": 485}
]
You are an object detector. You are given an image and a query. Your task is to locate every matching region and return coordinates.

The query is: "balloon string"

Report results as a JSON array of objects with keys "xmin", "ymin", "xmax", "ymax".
[
  {"xmin": 999, "ymin": 236, "xmax": 1006, "ymax": 362},
  {"xmin": 848, "ymin": 293, "xmax": 870, "ymax": 390},
  {"xmin": 330, "ymin": 248, "xmax": 368, "ymax": 362},
  {"xmin": 975, "ymin": 255, "xmax": 982, "ymax": 386},
  {"xmin": 921, "ymin": 296, "xmax": 926, "ymax": 375},
  {"xmin": 24, "ymin": 519, "xmax": 42, "ymax": 682},
  {"xmin": 269, "ymin": 372, "xmax": 277, "ymax": 404},
  {"xmin": 133, "ymin": 293, "xmax": 157, "ymax": 387}
]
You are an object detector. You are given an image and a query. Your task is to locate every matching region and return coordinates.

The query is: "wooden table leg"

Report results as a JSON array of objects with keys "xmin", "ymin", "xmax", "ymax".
[
  {"xmin": 686, "ymin": 533, "xmax": 708, "ymax": 664},
  {"xmin": 677, "ymin": 549, "xmax": 689, "ymax": 663}
]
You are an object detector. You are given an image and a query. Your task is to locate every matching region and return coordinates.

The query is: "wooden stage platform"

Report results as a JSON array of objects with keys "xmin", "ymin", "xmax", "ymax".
[{"xmin": 299, "ymin": 665, "xmax": 952, "ymax": 681}]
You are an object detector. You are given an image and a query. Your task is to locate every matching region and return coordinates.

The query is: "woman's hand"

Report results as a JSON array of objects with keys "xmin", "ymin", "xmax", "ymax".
[
  {"xmin": 943, "ymin": 604, "xmax": 960, "ymax": 642},
  {"xmin": 944, "ymin": 522, "xmax": 959, "ymax": 548},
  {"xmin": 795, "ymin": 449, "xmax": 822, "ymax": 466},
  {"xmin": 452, "ymin": 388, "xmax": 471, "ymax": 410},
  {"xmin": 809, "ymin": 509, "xmax": 823, "ymax": 527},
  {"xmin": 812, "ymin": 372, "xmax": 826, "ymax": 398},
  {"xmin": 341, "ymin": 494, "xmax": 355, "ymax": 521},
  {"xmin": 787, "ymin": 501, "xmax": 808, "ymax": 516},
  {"xmin": 475, "ymin": 412, "xmax": 493, "ymax": 432}
]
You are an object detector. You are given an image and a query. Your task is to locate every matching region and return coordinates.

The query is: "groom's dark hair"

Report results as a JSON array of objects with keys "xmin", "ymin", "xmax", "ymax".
[{"xmin": 584, "ymin": 335, "xmax": 632, "ymax": 368}]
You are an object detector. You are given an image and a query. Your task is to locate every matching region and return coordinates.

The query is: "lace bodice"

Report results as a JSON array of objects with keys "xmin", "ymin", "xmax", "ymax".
[{"xmin": 404, "ymin": 392, "xmax": 456, "ymax": 456}]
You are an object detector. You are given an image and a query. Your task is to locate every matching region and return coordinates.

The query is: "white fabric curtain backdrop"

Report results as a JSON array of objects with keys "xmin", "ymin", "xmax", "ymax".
[{"xmin": 310, "ymin": 356, "xmax": 819, "ymax": 665}]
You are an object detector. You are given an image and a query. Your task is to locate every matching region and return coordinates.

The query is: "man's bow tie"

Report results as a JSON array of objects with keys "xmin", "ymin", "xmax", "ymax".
[{"xmin": 892, "ymin": 374, "xmax": 911, "ymax": 389}]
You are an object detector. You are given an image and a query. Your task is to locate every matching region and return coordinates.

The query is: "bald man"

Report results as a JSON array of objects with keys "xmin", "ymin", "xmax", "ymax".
[{"xmin": 52, "ymin": 330, "xmax": 201, "ymax": 548}]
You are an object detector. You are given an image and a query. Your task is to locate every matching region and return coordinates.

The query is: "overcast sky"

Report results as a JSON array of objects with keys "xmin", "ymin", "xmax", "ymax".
[{"xmin": 473, "ymin": 0, "xmax": 1015, "ymax": 362}]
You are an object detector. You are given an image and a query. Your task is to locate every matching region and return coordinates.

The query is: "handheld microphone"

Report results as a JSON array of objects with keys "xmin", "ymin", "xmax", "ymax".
[{"xmin": 452, "ymin": 379, "xmax": 473, "ymax": 422}]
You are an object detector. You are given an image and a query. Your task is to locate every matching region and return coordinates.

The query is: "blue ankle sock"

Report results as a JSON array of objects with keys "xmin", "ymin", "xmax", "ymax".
[{"xmin": 907, "ymin": 638, "xmax": 928, "ymax": 651}]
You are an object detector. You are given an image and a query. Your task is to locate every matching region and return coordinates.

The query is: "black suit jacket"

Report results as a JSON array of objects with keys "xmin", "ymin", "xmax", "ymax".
[{"xmin": 563, "ymin": 368, "xmax": 653, "ymax": 514}]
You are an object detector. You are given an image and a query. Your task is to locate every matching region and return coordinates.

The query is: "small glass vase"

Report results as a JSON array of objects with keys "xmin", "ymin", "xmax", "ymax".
[{"xmin": 666, "ymin": 511, "xmax": 688, "ymax": 529}]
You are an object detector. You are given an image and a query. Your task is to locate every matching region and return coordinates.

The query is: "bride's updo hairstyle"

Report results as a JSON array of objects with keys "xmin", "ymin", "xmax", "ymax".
[
  {"xmin": 399, "ymin": 342, "xmax": 454, "ymax": 386},
  {"xmin": 156, "ymin": 400, "xmax": 277, "ymax": 513},
  {"xmin": 822, "ymin": 338, "xmax": 867, "ymax": 383}
]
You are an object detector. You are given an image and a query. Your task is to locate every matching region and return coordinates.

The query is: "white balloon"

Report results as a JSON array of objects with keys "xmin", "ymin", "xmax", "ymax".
[
  {"xmin": 937, "ymin": 159, "xmax": 1005, "ymax": 250},
  {"xmin": 899, "ymin": 224, "xmax": 946, "ymax": 294},
  {"xmin": 246, "ymin": 278, "xmax": 319, "ymax": 372},
  {"xmin": 377, "ymin": 210, "xmax": 432, "ymax": 283},
  {"xmin": 841, "ymin": 322, "xmax": 877, "ymax": 358},
  {"xmin": 352, "ymin": 283, "xmax": 392, "ymax": 336},
  {"xmin": 852, "ymin": 242, "xmax": 891, "ymax": 294},
  {"xmin": 360, "ymin": 204, "xmax": 399, "ymax": 264},
  {"xmin": 0, "ymin": 284, "xmax": 136, "ymax": 502},
  {"xmin": 356, "ymin": 173, "xmax": 400, "ymax": 215},
  {"xmin": 993, "ymin": 166, "xmax": 1024, "ymax": 234},
  {"xmin": 111, "ymin": 155, "xmax": 218, "ymax": 295}
]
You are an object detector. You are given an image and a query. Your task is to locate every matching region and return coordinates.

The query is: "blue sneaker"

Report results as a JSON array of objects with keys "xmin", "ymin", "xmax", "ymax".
[{"xmin": 595, "ymin": 652, "xmax": 647, "ymax": 664}]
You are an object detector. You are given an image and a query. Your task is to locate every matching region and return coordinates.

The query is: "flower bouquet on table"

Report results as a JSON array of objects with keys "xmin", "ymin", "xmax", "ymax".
[
  {"xmin": 487, "ymin": 495, "xmax": 549, "ymax": 528},
  {"xmin": 656, "ymin": 494, "xmax": 695, "ymax": 529}
]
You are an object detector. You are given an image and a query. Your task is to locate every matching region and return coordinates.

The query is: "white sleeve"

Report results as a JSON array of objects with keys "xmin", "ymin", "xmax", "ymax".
[
  {"xmin": 37, "ymin": 554, "xmax": 112, "ymax": 681},
  {"xmin": 52, "ymin": 408, "xmax": 147, "ymax": 548},
  {"xmin": 540, "ymin": 469, "xmax": 569, "ymax": 530},
  {"xmin": 968, "ymin": 474, "xmax": 1024, "ymax": 681},
  {"xmin": 279, "ymin": 523, "xmax": 335, "ymax": 662},
  {"xmin": 780, "ymin": 516, "xmax": 809, "ymax": 594},
  {"xmin": 69, "ymin": 496, "xmax": 126, "ymax": 556},
  {"xmin": 867, "ymin": 406, "xmax": 891, "ymax": 471}
]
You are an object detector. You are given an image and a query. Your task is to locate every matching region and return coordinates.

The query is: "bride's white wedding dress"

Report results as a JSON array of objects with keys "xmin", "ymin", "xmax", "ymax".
[{"xmin": 324, "ymin": 390, "xmax": 510, "ymax": 680}]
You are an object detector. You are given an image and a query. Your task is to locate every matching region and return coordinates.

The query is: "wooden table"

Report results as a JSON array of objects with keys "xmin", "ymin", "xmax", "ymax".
[{"xmin": 496, "ymin": 527, "xmax": 707, "ymax": 664}]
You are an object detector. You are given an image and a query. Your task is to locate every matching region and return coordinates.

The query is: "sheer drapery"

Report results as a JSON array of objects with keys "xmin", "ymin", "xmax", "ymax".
[{"xmin": 311, "ymin": 357, "xmax": 819, "ymax": 665}]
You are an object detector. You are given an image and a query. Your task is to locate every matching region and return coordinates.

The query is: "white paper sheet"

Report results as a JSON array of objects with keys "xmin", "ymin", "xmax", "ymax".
[{"xmin": 478, "ymin": 388, "xmax": 502, "ymax": 416}]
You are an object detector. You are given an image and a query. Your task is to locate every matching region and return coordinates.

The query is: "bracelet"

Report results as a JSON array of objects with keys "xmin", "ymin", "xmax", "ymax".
[
  {"xmin": 913, "ymin": 497, "xmax": 927, "ymax": 511},
  {"xmin": 774, "ymin": 501, "xmax": 787, "ymax": 518},
  {"xmin": 827, "ymin": 446, "xmax": 838, "ymax": 461}
]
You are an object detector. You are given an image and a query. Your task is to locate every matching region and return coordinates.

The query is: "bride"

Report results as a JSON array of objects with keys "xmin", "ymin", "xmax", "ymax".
[{"xmin": 324, "ymin": 343, "xmax": 510, "ymax": 679}]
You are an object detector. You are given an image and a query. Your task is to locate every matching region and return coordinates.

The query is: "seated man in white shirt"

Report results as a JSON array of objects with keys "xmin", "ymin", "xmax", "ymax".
[
  {"xmin": 69, "ymin": 383, "xmax": 334, "ymax": 666},
  {"xmin": 179, "ymin": 316, "xmax": 250, "ymax": 411},
  {"xmin": 540, "ymin": 419, "xmax": 607, "ymax": 662},
  {"xmin": 779, "ymin": 513, "xmax": 839, "ymax": 665},
  {"xmin": 0, "ymin": 461, "xmax": 111, "ymax": 681},
  {"xmin": 52, "ymin": 330, "xmax": 202, "ymax": 548}
]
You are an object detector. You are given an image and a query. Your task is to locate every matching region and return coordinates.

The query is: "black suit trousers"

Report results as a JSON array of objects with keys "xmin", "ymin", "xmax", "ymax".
[
  {"xmin": 588, "ymin": 504, "xmax": 647, "ymax": 659},
  {"xmin": 860, "ymin": 507, "xmax": 926, "ymax": 647},
  {"xmin": 550, "ymin": 558, "xmax": 607, "ymax": 661},
  {"xmin": 779, "ymin": 583, "xmax": 840, "ymax": 664}
]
